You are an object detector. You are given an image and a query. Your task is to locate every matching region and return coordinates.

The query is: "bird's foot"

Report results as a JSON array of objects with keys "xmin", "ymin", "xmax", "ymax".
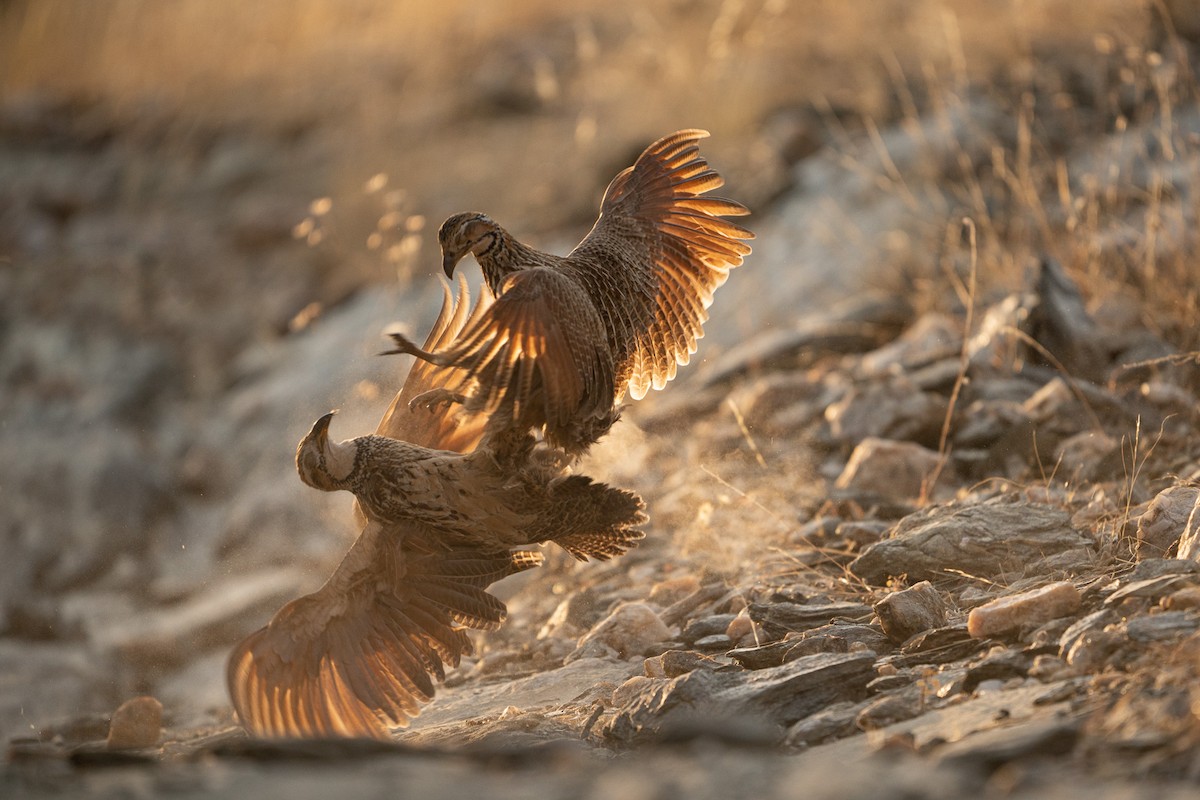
[
  {"xmin": 408, "ymin": 388, "xmax": 466, "ymax": 413},
  {"xmin": 380, "ymin": 332, "xmax": 438, "ymax": 362}
]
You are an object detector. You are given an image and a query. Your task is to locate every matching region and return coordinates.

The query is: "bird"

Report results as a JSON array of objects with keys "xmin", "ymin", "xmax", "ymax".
[
  {"xmin": 226, "ymin": 280, "xmax": 647, "ymax": 739},
  {"xmin": 294, "ymin": 409, "xmax": 647, "ymax": 561},
  {"xmin": 384, "ymin": 129, "xmax": 754, "ymax": 457}
]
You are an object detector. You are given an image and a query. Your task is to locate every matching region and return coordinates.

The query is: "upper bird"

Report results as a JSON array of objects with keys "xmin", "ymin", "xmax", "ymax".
[{"xmin": 385, "ymin": 129, "xmax": 753, "ymax": 457}]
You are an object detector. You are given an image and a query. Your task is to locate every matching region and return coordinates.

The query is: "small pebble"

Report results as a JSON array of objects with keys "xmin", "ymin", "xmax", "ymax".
[
  {"xmin": 106, "ymin": 696, "xmax": 162, "ymax": 750},
  {"xmin": 726, "ymin": 609, "xmax": 756, "ymax": 642}
]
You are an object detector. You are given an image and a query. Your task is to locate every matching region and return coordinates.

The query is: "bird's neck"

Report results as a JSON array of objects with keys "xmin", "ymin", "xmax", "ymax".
[
  {"xmin": 321, "ymin": 437, "xmax": 362, "ymax": 488},
  {"xmin": 478, "ymin": 225, "xmax": 549, "ymax": 295}
]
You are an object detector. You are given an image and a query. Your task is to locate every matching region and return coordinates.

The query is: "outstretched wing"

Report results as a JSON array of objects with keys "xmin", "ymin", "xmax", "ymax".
[
  {"xmin": 226, "ymin": 524, "xmax": 543, "ymax": 739},
  {"xmin": 413, "ymin": 268, "xmax": 615, "ymax": 438},
  {"xmin": 376, "ymin": 275, "xmax": 492, "ymax": 453},
  {"xmin": 570, "ymin": 129, "xmax": 754, "ymax": 400}
]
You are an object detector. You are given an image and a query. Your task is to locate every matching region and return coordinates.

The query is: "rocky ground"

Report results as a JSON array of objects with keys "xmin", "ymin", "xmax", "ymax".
[{"xmin": 5, "ymin": 2, "xmax": 1200, "ymax": 798}]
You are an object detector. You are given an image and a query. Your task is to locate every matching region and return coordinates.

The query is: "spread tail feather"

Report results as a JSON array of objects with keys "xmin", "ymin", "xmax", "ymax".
[{"xmin": 544, "ymin": 475, "xmax": 647, "ymax": 561}]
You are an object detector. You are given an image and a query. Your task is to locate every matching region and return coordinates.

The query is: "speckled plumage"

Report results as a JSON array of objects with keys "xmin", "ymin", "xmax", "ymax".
[
  {"xmin": 295, "ymin": 412, "xmax": 647, "ymax": 558},
  {"xmin": 387, "ymin": 129, "xmax": 753, "ymax": 456}
]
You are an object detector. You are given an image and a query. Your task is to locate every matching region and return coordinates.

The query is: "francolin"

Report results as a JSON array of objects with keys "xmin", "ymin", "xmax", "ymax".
[{"xmin": 385, "ymin": 129, "xmax": 753, "ymax": 457}]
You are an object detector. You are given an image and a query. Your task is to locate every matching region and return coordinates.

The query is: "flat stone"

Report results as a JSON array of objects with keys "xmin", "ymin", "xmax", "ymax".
[
  {"xmin": 604, "ymin": 651, "xmax": 876, "ymax": 743},
  {"xmin": 967, "ymin": 582, "xmax": 1081, "ymax": 639},
  {"xmin": 681, "ymin": 614, "xmax": 737, "ymax": 644},
  {"xmin": 749, "ymin": 601, "xmax": 874, "ymax": 638},
  {"xmin": 933, "ymin": 716, "xmax": 1081, "ymax": 770},
  {"xmin": 1104, "ymin": 574, "xmax": 1197, "ymax": 605},
  {"xmin": 1125, "ymin": 611, "xmax": 1200, "ymax": 643},
  {"xmin": 850, "ymin": 499, "xmax": 1093, "ymax": 585},
  {"xmin": 835, "ymin": 438, "xmax": 948, "ymax": 501},
  {"xmin": 785, "ymin": 699, "xmax": 869, "ymax": 747},
  {"xmin": 824, "ymin": 381, "xmax": 948, "ymax": 448}
]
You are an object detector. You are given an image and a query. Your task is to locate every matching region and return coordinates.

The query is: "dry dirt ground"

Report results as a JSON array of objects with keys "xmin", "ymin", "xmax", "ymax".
[{"xmin": 4, "ymin": 2, "xmax": 1200, "ymax": 798}]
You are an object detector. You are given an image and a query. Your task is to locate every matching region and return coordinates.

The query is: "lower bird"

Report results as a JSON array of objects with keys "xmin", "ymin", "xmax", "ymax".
[{"xmin": 295, "ymin": 410, "xmax": 647, "ymax": 561}]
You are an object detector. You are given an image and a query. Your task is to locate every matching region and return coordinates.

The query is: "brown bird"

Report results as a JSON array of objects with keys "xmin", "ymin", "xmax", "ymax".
[
  {"xmin": 385, "ymin": 129, "xmax": 753, "ymax": 456},
  {"xmin": 294, "ymin": 410, "xmax": 646, "ymax": 561},
  {"xmin": 227, "ymin": 280, "xmax": 645, "ymax": 740}
]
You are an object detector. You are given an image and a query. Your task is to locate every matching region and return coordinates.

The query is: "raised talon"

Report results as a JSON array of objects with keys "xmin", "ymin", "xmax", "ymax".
[
  {"xmin": 379, "ymin": 332, "xmax": 421, "ymax": 358},
  {"xmin": 408, "ymin": 387, "xmax": 466, "ymax": 413}
]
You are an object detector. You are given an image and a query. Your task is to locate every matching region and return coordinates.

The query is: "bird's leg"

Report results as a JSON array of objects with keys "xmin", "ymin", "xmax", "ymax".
[
  {"xmin": 380, "ymin": 332, "xmax": 447, "ymax": 365},
  {"xmin": 408, "ymin": 387, "xmax": 466, "ymax": 413}
]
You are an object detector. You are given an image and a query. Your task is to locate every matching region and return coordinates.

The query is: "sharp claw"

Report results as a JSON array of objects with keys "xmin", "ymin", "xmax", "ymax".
[{"xmin": 408, "ymin": 388, "xmax": 465, "ymax": 413}]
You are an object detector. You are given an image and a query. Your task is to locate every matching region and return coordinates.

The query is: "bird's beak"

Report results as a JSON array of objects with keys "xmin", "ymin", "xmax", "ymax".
[
  {"xmin": 309, "ymin": 411, "xmax": 336, "ymax": 443},
  {"xmin": 442, "ymin": 252, "xmax": 459, "ymax": 279}
]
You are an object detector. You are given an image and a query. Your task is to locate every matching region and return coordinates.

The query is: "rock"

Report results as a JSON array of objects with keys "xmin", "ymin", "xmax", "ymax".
[
  {"xmin": 700, "ymin": 294, "xmax": 910, "ymax": 386},
  {"xmin": 873, "ymin": 581, "xmax": 948, "ymax": 643},
  {"xmin": 1055, "ymin": 430, "xmax": 1123, "ymax": 483},
  {"xmin": 1024, "ymin": 257, "xmax": 1106, "ymax": 382},
  {"xmin": 537, "ymin": 587, "xmax": 604, "ymax": 640},
  {"xmin": 785, "ymin": 700, "xmax": 868, "ymax": 747},
  {"xmin": 856, "ymin": 685, "xmax": 926, "ymax": 729},
  {"xmin": 646, "ymin": 575, "xmax": 701, "ymax": 607},
  {"xmin": 106, "ymin": 696, "xmax": 162, "ymax": 750},
  {"xmin": 857, "ymin": 313, "xmax": 961, "ymax": 377},
  {"xmin": 728, "ymin": 636, "xmax": 806, "ymax": 670},
  {"xmin": 933, "ymin": 716, "xmax": 1081, "ymax": 771},
  {"xmin": 849, "ymin": 499, "xmax": 1093, "ymax": 585},
  {"xmin": 1125, "ymin": 611, "xmax": 1200, "ymax": 643},
  {"xmin": 966, "ymin": 582, "xmax": 1082, "ymax": 639},
  {"xmin": 681, "ymin": 614, "xmax": 737, "ymax": 644},
  {"xmin": 835, "ymin": 519, "xmax": 891, "ymax": 550},
  {"xmin": 1177, "ymin": 510, "xmax": 1200, "ymax": 564},
  {"xmin": 693, "ymin": 634, "xmax": 733, "ymax": 650},
  {"xmin": 1062, "ymin": 628, "xmax": 1122, "ymax": 672},
  {"xmin": 1137, "ymin": 485, "xmax": 1200, "ymax": 559},
  {"xmin": 824, "ymin": 379, "xmax": 948, "ymax": 448},
  {"xmin": 1163, "ymin": 586, "xmax": 1200, "ymax": 610},
  {"xmin": 1058, "ymin": 609, "xmax": 1117, "ymax": 660},
  {"xmin": 659, "ymin": 583, "xmax": 729, "ymax": 627},
  {"xmin": 725, "ymin": 609, "xmax": 756, "ymax": 643},
  {"xmin": 961, "ymin": 650, "xmax": 1029, "ymax": 693},
  {"xmin": 967, "ymin": 292, "xmax": 1033, "ymax": 370},
  {"xmin": 748, "ymin": 600, "xmax": 874, "ymax": 638},
  {"xmin": 568, "ymin": 602, "xmax": 672, "ymax": 662},
  {"xmin": 643, "ymin": 650, "xmax": 721, "ymax": 679},
  {"xmin": 605, "ymin": 651, "xmax": 876, "ymax": 743},
  {"xmin": 1126, "ymin": 558, "xmax": 1200, "ymax": 581},
  {"xmin": 725, "ymin": 372, "xmax": 826, "ymax": 434},
  {"xmin": 882, "ymin": 625, "xmax": 986, "ymax": 668},
  {"xmin": 834, "ymin": 438, "xmax": 949, "ymax": 501},
  {"xmin": 1028, "ymin": 654, "xmax": 1068, "ymax": 680},
  {"xmin": 1104, "ymin": 574, "xmax": 1197, "ymax": 606}
]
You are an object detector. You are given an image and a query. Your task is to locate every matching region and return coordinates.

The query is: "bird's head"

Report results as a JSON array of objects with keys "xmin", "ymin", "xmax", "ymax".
[
  {"xmin": 438, "ymin": 212, "xmax": 498, "ymax": 277},
  {"xmin": 295, "ymin": 411, "xmax": 358, "ymax": 492}
]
